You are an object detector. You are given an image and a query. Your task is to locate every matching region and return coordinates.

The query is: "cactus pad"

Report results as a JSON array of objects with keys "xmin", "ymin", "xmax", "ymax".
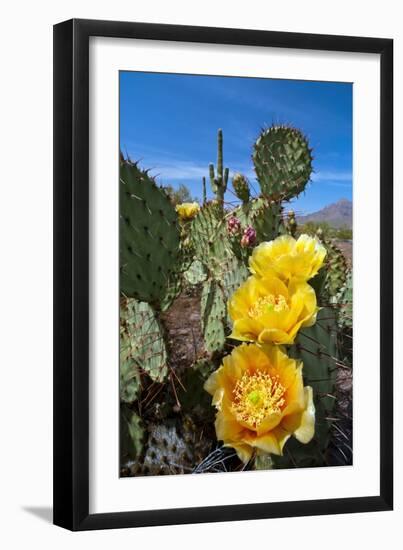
[
  {"xmin": 191, "ymin": 202, "xmax": 233, "ymax": 277},
  {"xmin": 221, "ymin": 256, "xmax": 249, "ymax": 325},
  {"xmin": 234, "ymin": 196, "xmax": 264, "ymax": 228},
  {"xmin": 252, "ymin": 199, "xmax": 283, "ymax": 243},
  {"xmin": 177, "ymin": 363, "xmax": 216, "ymax": 420},
  {"xmin": 120, "ymin": 297, "xmax": 168, "ymax": 383},
  {"xmin": 201, "ymin": 278, "xmax": 226, "ymax": 353},
  {"xmin": 120, "ymin": 405, "xmax": 144, "ymax": 462},
  {"xmin": 184, "ymin": 259, "xmax": 208, "ymax": 286},
  {"xmin": 120, "ymin": 330, "xmax": 141, "ymax": 403},
  {"xmin": 323, "ymin": 240, "xmax": 349, "ymax": 299},
  {"xmin": 129, "ymin": 417, "xmax": 212, "ymax": 476},
  {"xmin": 120, "ymin": 160, "xmax": 181, "ymax": 307},
  {"xmin": 253, "ymin": 125, "xmax": 313, "ymax": 201},
  {"xmin": 273, "ymin": 307, "xmax": 338, "ymax": 467},
  {"xmin": 338, "ymin": 271, "xmax": 353, "ymax": 329}
]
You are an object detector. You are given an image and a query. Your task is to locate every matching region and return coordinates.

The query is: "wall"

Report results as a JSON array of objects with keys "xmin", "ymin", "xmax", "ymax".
[{"xmin": 0, "ymin": 1, "xmax": 400, "ymax": 548}]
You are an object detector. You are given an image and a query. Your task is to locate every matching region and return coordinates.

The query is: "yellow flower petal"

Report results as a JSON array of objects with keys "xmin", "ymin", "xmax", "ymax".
[
  {"xmin": 215, "ymin": 410, "xmax": 244, "ymax": 442},
  {"xmin": 249, "ymin": 234, "xmax": 326, "ymax": 282},
  {"xmin": 293, "ymin": 386, "xmax": 316, "ymax": 444},
  {"xmin": 228, "ymin": 273, "xmax": 317, "ymax": 345},
  {"xmin": 248, "ymin": 433, "xmax": 281, "ymax": 456},
  {"xmin": 228, "ymin": 443, "xmax": 254, "ymax": 464},
  {"xmin": 204, "ymin": 344, "xmax": 316, "ymax": 463},
  {"xmin": 258, "ymin": 328, "xmax": 292, "ymax": 345},
  {"xmin": 230, "ymin": 319, "xmax": 261, "ymax": 342},
  {"xmin": 204, "ymin": 369, "xmax": 220, "ymax": 396},
  {"xmin": 281, "ymin": 366, "xmax": 306, "ymax": 415},
  {"xmin": 175, "ymin": 202, "xmax": 200, "ymax": 220},
  {"xmin": 271, "ymin": 425, "xmax": 292, "ymax": 454},
  {"xmin": 255, "ymin": 412, "xmax": 283, "ymax": 436}
]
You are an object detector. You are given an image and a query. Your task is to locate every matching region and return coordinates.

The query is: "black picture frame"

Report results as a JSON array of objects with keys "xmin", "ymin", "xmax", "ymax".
[{"xmin": 53, "ymin": 18, "xmax": 393, "ymax": 531}]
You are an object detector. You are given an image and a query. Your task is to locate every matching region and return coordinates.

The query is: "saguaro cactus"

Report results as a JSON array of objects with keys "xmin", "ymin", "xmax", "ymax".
[{"xmin": 209, "ymin": 129, "xmax": 229, "ymax": 205}]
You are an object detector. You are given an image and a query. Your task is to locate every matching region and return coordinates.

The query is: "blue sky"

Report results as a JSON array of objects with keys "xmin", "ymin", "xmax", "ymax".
[{"xmin": 120, "ymin": 72, "xmax": 352, "ymax": 215}]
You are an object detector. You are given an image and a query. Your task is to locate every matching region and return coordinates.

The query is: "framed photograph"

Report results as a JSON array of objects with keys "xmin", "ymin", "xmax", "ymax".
[{"xmin": 53, "ymin": 19, "xmax": 393, "ymax": 530}]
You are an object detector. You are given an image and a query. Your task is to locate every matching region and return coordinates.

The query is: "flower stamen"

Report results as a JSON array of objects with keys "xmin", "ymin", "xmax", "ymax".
[
  {"xmin": 231, "ymin": 371, "xmax": 285, "ymax": 429},
  {"xmin": 248, "ymin": 294, "xmax": 289, "ymax": 318}
]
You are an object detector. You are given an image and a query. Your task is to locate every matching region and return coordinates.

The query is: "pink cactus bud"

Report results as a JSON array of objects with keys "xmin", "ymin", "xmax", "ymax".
[
  {"xmin": 227, "ymin": 216, "xmax": 241, "ymax": 236},
  {"xmin": 240, "ymin": 225, "xmax": 257, "ymax": 248}
]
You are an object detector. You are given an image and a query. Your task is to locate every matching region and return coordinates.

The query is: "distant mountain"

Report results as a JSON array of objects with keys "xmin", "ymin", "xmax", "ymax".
[{"xmin": 297, "ymin": 199, "xmax": 352, "ymax": 229}]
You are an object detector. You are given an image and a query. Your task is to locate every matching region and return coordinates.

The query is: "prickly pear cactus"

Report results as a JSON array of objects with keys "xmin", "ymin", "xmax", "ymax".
[
  {"xmin": 221, "ymin": 256, "xmax": 248, "ymax": 325},
  {"xmin": 253, "ymin": 125, "xmax": 313, "ymax": 201},
  {"xmin": 228, "ymin": 197, "xmax": 280, "ymax": 262},
  {"xmin": 337, "ymin": 271, "xmax": 352, "ymax": 330},
  {"xmin": 190, "ymin": 201, "xmax": 233, "ymax": 277},
  {"xmin": 120, "ymin": 160, "xmax": 181, "ymax": 308},
  {"xmin": 201, "ymin": 278, "xmax": 226, "ymax": 353},
  {"xmin": 159, "ymin": 271, "xmax": 182, "ymax": 312},
  {"xmin": 120, "ymin": 330, "xmax": 141, "ymax": 403},
  {"xmin": 221, "ymin": 256, "xmax": 249, "ymax": 301},
  {"xmin": 177, "ymin": 363, "xmax": 216, "ymax": 420},
  {"xmin": 234, "ymin": 196, "xmax": 264, "ymax": 227},
  {"xmin": 232, "ymin": 173, "xmax": 250, "ymax": 203},
  {"xmin": 128, "ymin": 417, "xmax": 213, "ymax": 476},
  {"xmin": 274, "ymin": 307, "xmax": 338, "ymax": 467},
  {"xmin": 252, "ymin": 199, "xmax": 283, "ymax": 243},
  {"xmin": 159, "ymin": 244, "xmax": 194, "ymax": 311},
  {"xmin": 323, "ymin": 240, "xmax": 349, "ymax": 299},
  {"xmin": 184, "ymin": 259, "xmax": 208, "ymax": 286},
  {"xmin": 295, "ymin": 307, "xmax": 338, "ymax": 413},
  {"xmin": 120, "ymin": 405, "xmax": 144, "ymax": 462},
  {"xmin": 120, "ymin": 297, "xmax": 168, "ymax": 383}
]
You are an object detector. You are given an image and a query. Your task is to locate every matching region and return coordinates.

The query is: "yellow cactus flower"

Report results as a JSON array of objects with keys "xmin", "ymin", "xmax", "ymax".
[
  {"xmin": 175, "ymin": 202, "xmax": 200, "ymax": 221},
  {"xmin": 204, "ymin": 343, "xmax": 315, "ymax": 463},
  {"xmin": 228, "ymin": 274, "xmax": 318, "ymax": 345},
  {"xmin": 249, "ymin": 234, "xmax": 326, "ymax": 282}
]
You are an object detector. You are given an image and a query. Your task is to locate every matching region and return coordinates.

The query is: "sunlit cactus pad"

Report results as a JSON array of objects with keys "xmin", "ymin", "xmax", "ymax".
[
  {"xmin": 253, "ymin": 125, "xmax": 313, "ymax": 201},
  {"xmin": 120, "ymin": 160, "xmax": 181, "ymax": 307}
]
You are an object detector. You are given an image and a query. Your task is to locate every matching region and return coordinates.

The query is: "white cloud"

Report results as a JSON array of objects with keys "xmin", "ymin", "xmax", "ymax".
[
  {"xmin": 311, "ymin": 170, "xmax": 352, "ymax": 184},
  {"xmin": 148, "ymin": 161, "xmax": 207, "ymax": 181},
  {"xmin": 138, "ymin": 153, "xmax": 257, "ymax": 184}
]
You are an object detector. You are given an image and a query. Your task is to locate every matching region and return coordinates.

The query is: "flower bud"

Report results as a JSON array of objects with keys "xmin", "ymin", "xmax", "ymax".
[
  {"xmin": 232, "ymin": 173, "xmax": 250, "ymax": 203},
  {"xmin": 227, "ymin": 216, "xmax": 242, "ymax": 236},
  {"xmin": 240, "ymin": 225, "xmax": 257, "ymax": 248}
]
